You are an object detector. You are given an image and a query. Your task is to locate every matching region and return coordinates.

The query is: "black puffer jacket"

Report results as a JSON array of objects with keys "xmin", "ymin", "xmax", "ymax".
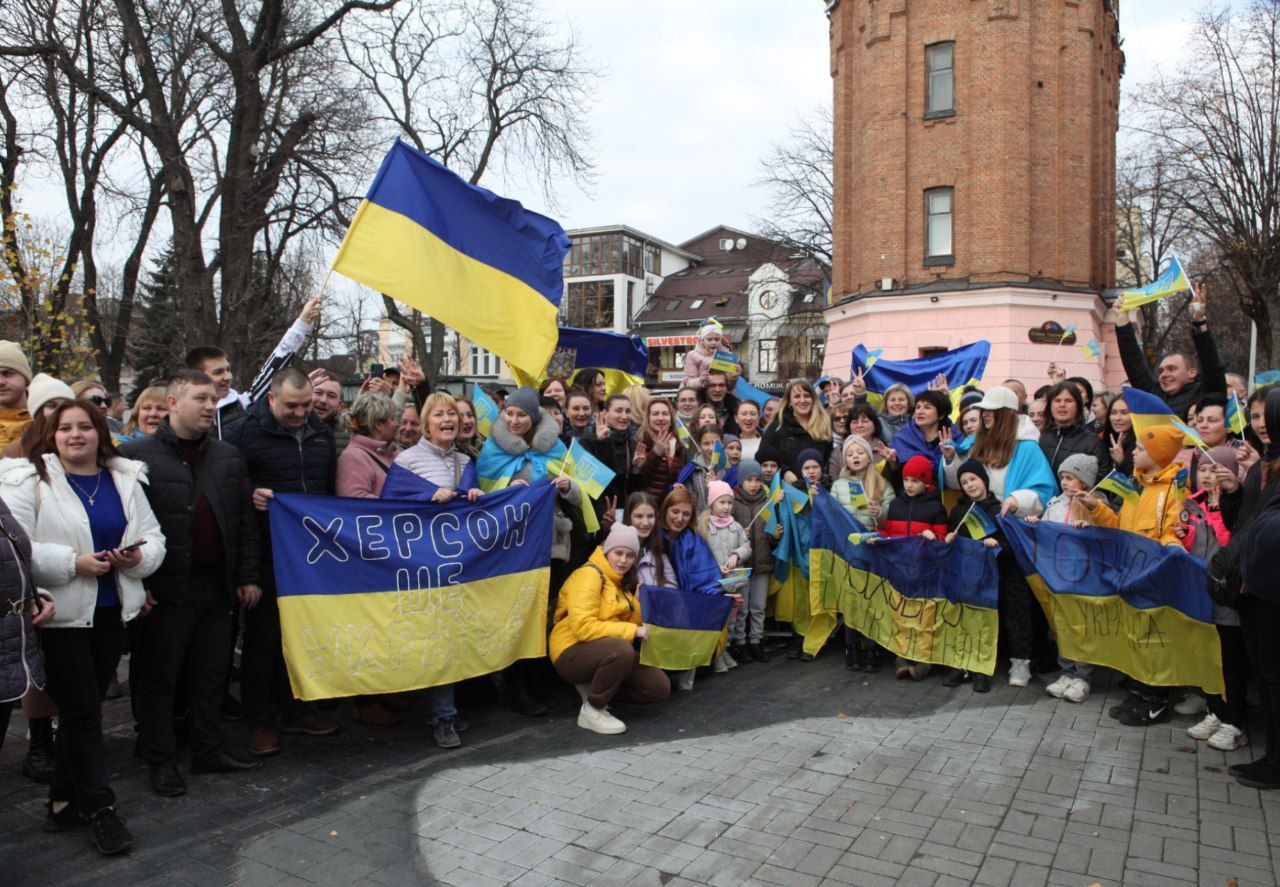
[
  {"xmin": 761, "ymin": 410, "xmax": 833, "ymax": 477},
  {"xmin": 1039, "ymin": 420, "xmax": 1111, "ymax": 479},
  {"xmin": 222, "ymin": 398, "xmax": 336, "ymax": 542},
  {"xmin": 122, "ymin": 420, "xmax": 260, "ymax": 598},
  {"xmin": 0, "ymin": 495, "xmax": 45, "ymax": 703},
  {"xmin": 1116, "ymin": 322, "xmax": 1227, "ymax": 420}
]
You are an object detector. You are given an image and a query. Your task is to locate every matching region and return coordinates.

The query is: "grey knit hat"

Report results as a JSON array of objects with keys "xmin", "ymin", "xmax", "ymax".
[
  {"xmin": 504, "ymin": 386, "xmax": 541, "ymax": 419},
  {"xmin": 1058, "ymin": 453, "xmax": 1098, "ymax": 488}
]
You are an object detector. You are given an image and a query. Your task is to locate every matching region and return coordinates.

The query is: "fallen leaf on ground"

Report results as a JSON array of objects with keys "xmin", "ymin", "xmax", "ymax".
[{"xmin": 837, "ymin": 712, "xmax": 848, "ymax": 719}]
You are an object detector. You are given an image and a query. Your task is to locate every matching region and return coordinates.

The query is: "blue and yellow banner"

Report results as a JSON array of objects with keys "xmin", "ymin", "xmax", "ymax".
[
  {"xmin": 1117, "ymin": 255, "xmax": 1192, "ymax": 311},
  {"xmin": 1000, "ymin": 517, "xmax": 1223, "ymax": 695},
  {"xmin": 511, "ymin": 326, "xmax": 650, "ymax": 396},
  {"xmin": 810, "ymin": 492, "xmax": 1000, "ymax": 674},
  {"xmin": 332, "ymin": 141, "xmax": 570, "ymax": 375},
  {"xmin": 268, "ymin": 484, "xmax": 554, "ymax": 700},
  {"xmin": 638, "ymin": 585, "xmax": 735, "ymax": 670},
  {"xmin": 850, "ymin": 341, "xmax": 990, "ymax": 410}
]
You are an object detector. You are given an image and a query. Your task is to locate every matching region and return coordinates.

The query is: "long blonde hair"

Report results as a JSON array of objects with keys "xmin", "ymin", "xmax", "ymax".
[
  {"xmin": 624, "ymin": 383, "xmax": 650, "ymax": 421},
  {"xmin": 770, "ymin": 379, "xmax": 833, "ymax": 441},
  {"xmin": 840, "ymin": 437, "xmax": 885, "ymax": 502},
  {"xmin": 970, "ymin": 408, "xmax": 1019, "ymax": 469}
]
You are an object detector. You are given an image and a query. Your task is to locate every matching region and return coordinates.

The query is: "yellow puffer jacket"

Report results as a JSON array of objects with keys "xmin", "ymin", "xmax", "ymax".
[
  {"xmin": 0, "ymin": 409, "xmax": 30, "ymax": 450},
  {"xmin": 1087, "ymin": 461, "xmax": 1186, "ymax": 547},
  {"xmin": 548, "ymin": 548, "xmax": 641, "ymax": 663}
]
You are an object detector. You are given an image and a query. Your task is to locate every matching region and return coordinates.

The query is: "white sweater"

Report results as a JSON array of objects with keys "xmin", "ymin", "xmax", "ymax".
[{"xmin": 0, "ymin": 455, "xmax": 165, "ymax": 627}]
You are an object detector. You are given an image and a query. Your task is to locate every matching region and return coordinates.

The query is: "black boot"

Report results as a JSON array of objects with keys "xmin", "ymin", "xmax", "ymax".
[
  {"xmin": 23, "ymin": 717, "xmax": 55, "ymax": 785},
  {"xmin": 497, "ymin": 668, "xmax": 547, "ymax": 718},
  {"xmin": 748, "ymin": 643, "xmax": 770, "ymax": 663}
]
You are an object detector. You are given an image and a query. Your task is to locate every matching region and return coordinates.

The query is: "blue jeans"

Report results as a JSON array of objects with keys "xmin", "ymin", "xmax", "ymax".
[
  {"xmin": 1058, "ymin": 658, "xmax": 1094, "ymax": 680},
  {"xmin": 428, "ymin": 684, "xmax": 456, "ymax": 724}
]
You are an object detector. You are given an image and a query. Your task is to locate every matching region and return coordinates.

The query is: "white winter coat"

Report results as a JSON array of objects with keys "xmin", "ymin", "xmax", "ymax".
[{"xmin": 0, "ymin": 455, "xmax": 166, "ymax": 627}]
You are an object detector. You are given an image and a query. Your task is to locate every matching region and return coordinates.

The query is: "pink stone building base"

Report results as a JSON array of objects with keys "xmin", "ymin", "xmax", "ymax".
[{"xmin": 821, "ymin": 287, "xmax": 1128, "ymax": 395}]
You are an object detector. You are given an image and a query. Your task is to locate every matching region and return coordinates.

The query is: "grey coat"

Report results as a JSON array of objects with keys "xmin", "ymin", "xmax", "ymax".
[{"xmin": 0, "ymin": 496, "xmax": 45, "ymax": 703}]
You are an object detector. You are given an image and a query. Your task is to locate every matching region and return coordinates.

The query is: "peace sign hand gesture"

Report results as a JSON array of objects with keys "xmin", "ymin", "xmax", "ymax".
[
  {"xmin": 1109, "ymin": 433, "xmax": 1126, "ymax": 465},
  {"xmin": 851, "ymin": 368, "xmax": 866, "ymax": 396},
  {"xmin": 939, "ymin": 425, "xmax": 956, "ymax": 458},
  {"xmin": 1190, "ymin": 282, "xmax": 1208, "ymax": 324}
]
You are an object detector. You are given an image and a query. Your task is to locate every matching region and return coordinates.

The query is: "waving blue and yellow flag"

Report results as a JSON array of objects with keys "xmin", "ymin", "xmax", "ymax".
[
  {"xmin": 959, "ymin": 503, "xmax": 997, "ymax": 541},
  {"xmin": 1227, "ymin": 395, "xmax": 1247, "ymax": 436},
  {"xmin": 1096, "ymin": 470, "xmax": 1141, "ymax": 506},
  {"xmin": 510, "ymin": 326, "xmax": 650, "ymax": 396},
  {"xmin": 1000, "ymin": 516, "xmax": 1222, "ymax": 695},
  {"xmin": 810, "ymin": 492, "xmax": 1000, "ymax": 674},
  {"xmin": 333, "ymin": 141, "xmax": 570, "ymax": 375},
  {"xmin": 268, "ymin": 484, "xmax": 554, "ymax": 700},
  {"xmin": 638, "ymin": 585, "xmax": 736, "ymax": 670},
  {"xmin": 472, "ymin": 386, "xmax": 499, "ymax": 439},
  {"xmin": 548, "ymin": 438, "xmax": 615, "ymax": 501},
  {"xmin": 850, "ymin": 341, "xmax": 990, "ymax": 410},
  {"xmin": 1117, "ymin": 255, "xmax": 1192, "ymax": 311}
]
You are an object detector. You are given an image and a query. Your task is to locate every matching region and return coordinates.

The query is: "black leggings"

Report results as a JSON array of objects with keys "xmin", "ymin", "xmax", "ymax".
[
  {"xmin": 40, "ymin": 608, "xmax": 124, "ymax": 813},
  {"xmin": 998, "ymin": 560, "xmax": 1034, "ymax": 661},
  {"xmin": 1208, "ymin": 624, "xmax": 1250, "ymax": 727}
]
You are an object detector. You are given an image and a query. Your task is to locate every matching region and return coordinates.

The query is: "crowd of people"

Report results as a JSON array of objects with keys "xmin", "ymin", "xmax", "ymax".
[{"xmin": 2, "ymin": 290, "xmax": 1279, "ymax": 859}]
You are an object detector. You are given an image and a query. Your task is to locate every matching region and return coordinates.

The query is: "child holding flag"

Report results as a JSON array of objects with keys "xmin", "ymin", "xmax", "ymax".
[
  {"xmin": 942, "ymin": 460, "xmax": 1014, "ymax": 692},
  {"xmin": 1082, "ymin": 424, "xmax": 1190, "ymax": 726},
  {"xmin": 731, "ymin": 461, "xmax": 777, "ymax": 663},
  {"xmin": 680, "ymin": 318, "xmax": 727, "ymax": 390},
  {"xmin": 1026, "ymin": 454, "xmax": 1106, "ymax": 703},
  {"xmin": 832, "ymin": 436, "xmax": 895, "ymax": 672}
]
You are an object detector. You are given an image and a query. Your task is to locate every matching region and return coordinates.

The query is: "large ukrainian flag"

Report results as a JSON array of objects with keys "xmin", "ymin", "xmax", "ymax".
[
  {"xmin": 850, "ymin": 341, "xmax": 990, "ymax": 413},
  {"xmin": 511, "ymin": 326, "xmax": 650, "ymax": 396},
  {"xmin": 333, "ymin": 141, "xmax": 571, "ymax": 375},
  {"xmin": 809, "ymin": 492, "xmax": 1000, "ymax": 674},
  {"xmin": 638, "ymin": 585, "xmax": 736, "ymax": 670},
  {"xmin": 1001, "ymin": 517, "xmax": 1223, "ymax": 695},
  {"xmin": 268, "ymin": 484, "xmax": 555, "ymax": 701}
]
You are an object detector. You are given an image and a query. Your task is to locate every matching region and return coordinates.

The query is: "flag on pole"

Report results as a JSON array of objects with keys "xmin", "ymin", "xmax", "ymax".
[
  {"xmin": 1172, "ymin": 417, "xmax": 1206, "ymax": 449},
  {"xmin": 961, "ymin": 505, "xmax": 998, "ymax": 541},
  {"xmin": 711, "ymin": 439, "xmax": 729, "ymax": 473},
  {"xmin": 1081, "ymin": 339, "xmax": 1102, "ymax": 359},
  {"xmin": 847, "ymin": 478, "xmax": 869, "ymax": 510},
  {"xmin": 547, "ymin": 438, "xmax": 616, "ymax": 501},
  {"xmin": 1228, "ymin": 395, "xmax": 1247, "ymax": 436},
  {"xmin": 1117, "ymin": 255, "xmax": 1192, "ymax": 311},
  {"xmin": 472, "ymin": 385, "xmax": 500, "ymax": 438},
  {"xmin": 673, "ymin": 416, "xmax": 698, "ymax": 456},
  {"xmin": 332, "ymin": 141, "xmax": 570, "ymax": 376},
  {"xmin": 1096, "ymin": 470, "xmax": 1141, "ymax": 506}
]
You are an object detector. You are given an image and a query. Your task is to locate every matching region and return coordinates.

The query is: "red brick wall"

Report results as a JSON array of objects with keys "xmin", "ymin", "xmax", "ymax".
[{"xmin": 828, "ymin": 0, "xmax": 1122, "ymax": 299}]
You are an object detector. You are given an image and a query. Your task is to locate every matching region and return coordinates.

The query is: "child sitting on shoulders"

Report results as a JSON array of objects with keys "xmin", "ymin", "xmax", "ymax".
[
  {"xmin": 680, "ymin": 318, "xmax": 726, "ymax": 390},
  {"xmin": 831, "ymin": 435, "xmax": 894, "ymax": 672}
]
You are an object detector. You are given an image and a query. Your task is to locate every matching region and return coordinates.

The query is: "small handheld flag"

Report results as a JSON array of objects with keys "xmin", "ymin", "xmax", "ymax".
[
  {"xmin": 1095, "ymin": 470, "xmax": 1141, "ymax": 506},
  {"xmin": 472, "ymin": 387, "xmax": 499, "ymax": 438},
  {"xmin": 711, "ymin": 439, "xmax": 729, "ymax": 473},
  {"xmin": 1081, "ymin": 339, "xmax": 1101, "ymax": 359},
  {"xmin": 848, "ymin": 478, "xmax": 869, "ymax": 509},
  {"xmin": 1227, "ymin": 396, "xmax": 1247, "ymax": 436},
  {"xmin": 719, "ymin": 567, "xmax": 752, "ymax": 590},
  {"xmin": 673, "ymin": 416, "xmax": 698, "ymax": 456},
  {"xmin": 710, "ymin": 349, "xmax": 740, "ymax": 374},
  {"xmin": 863, "ymin": 348, "xmax": 884, "ymax": 369},
  {"xmin": 1257, "ymin": 370, "xmax": 1280, "ymax": 387},
  {"xmin": 1173, "ymin": 467, "xmax": 1190, "ymax": 498},
  {"xmin": 548, "ymin": 439, "xmax": 616, "ymax": 501},
  {"xmin": 960, "ymin": 503, "xmax": 997, "ymax": 540},
  {"xmin": 1172, "ymin": 417, "xmax": 1206, "ymax": 449}
]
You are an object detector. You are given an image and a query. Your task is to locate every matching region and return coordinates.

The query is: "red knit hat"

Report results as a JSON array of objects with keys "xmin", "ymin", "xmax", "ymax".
[{"xmin": 902, "ymin": 455, "xmax": 935, "ymax": 489}]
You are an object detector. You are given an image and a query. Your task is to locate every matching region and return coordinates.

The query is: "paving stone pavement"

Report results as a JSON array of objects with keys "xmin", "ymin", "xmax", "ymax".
[{"xmin": 2, "ymin": 652, "xmax": 1278, "ymax": 886}]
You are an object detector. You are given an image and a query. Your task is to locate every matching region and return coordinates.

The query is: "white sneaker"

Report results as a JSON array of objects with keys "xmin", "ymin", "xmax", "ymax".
[
  {"xmin": 1187, "ymin": 712, "xmax": 1223, "ymax": 741},
  {"xmin": 712, "ymin": 654, "xmax": 729, "ymax": 674},
  {"xmin": 577, "ymin": 702, "xmax": 626, "ymax": 735},
  {"xmin": 721, "ymin": 650, "xmax": 738, "ymax": 669},
  {"xmin": 1174, "ymin": 694, "xmax": 1208, "ymax": 716},
  {"xmin": 1062, "ymin": 679, "xmax": 1091, "ymax": 704},
  {"xmin": 575, "ymin": 683, "xmax": 590, "ymax": 705},
  {"xmin": 1046, "ymin": 675, "xmax": 1073, "ymax": 698},
  {"xmin": 1008, "ymin": 659, "xmax": 1032, "ymax": 687},
  {"xmin": 1207, "ymin": 723, "xmax": 1247, "ymax": 751},
  {"xmin": 676, "ymin": 670, "xmax": 696, "ymax": 691}
]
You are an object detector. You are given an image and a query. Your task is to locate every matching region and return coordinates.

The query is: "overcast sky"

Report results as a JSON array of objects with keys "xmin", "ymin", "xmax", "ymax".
[
  {"xmin": 16, "ymin": 1, "xmax": 1209, "ymax": 257},
  {"xmin": 534, "ymin": 0, "xmax": 1206, "ymax": 244}
]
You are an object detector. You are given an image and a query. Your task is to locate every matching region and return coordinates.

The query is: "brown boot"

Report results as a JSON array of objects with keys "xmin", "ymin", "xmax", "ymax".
[
  {"xmin": 353, "ymin": 702, "xmax": 401, "ymax": 727},
  {"xmin": 248, "ymin": 726, "xmax": 280, "ymax": 757}
]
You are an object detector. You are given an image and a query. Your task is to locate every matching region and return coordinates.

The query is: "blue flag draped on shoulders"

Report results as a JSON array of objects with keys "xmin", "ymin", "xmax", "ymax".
[
  {"xmin": 809, "ymin": 491, "xmax": 1000, "ymax": 674},
  {"xmin": 475, "ymin": 435, "xmax": 568, "ymax": 492},
  {"xmin": 268, "ymin": 484, "xmax": 556, "ymax": 701},
  {"xmin": 380, "ymin": 462, "xmax": 478, "ymax": 501},
  {"xmin": 511, "ymin": 326, "xmax": 650, "ymax": 396},
  {"xmin": 638, "ymin": 585, "xmax": 736, "ymax": 670},
  {"xmin": 1000, "ymin": 517, "xmax": 1223, "ymax": 695},
  {"xmin": 331, "ymin": 141, "xmax": 569, "ymax": 376},
  {"xmin": 850, "ymin": 341, "xmax": 990, "ymax": 409}
]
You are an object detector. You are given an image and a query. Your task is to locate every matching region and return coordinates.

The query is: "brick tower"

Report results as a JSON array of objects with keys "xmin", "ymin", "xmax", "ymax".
[{"xmin": 821, "ymin": 0, "xmax": 1126, "ymax": 389}]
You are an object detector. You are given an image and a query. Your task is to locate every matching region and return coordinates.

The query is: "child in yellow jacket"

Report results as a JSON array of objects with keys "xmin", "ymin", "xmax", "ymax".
[{"xmin": 1078, "ymin": 424, "xmax": 1188, "ymax": 726}]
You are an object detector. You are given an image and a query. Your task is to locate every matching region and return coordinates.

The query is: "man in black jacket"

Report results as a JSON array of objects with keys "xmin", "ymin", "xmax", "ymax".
[
  {"xmin": 1113, "ymin": 284, "xmax": 1227, "ymax": 419},
  {"xmin": 223, "ymin": 367, "xmax": 337, "ymax": 756},
  {"xmin": 123, "ymin": 371, "xmax": 263, "ymax": 797},
  {"xmin": 704, "ymin": 370, "xmax": 741, "ymax": 435}
]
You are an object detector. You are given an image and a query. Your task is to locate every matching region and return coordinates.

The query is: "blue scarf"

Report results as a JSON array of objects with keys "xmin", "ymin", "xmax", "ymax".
[
  {"xmin": 476, "ymin": 435, "xmax": 567, "ymax": 490},
  {"xmin": 892, "ymin": 419, "xmax": 949, "ymax": 472}
]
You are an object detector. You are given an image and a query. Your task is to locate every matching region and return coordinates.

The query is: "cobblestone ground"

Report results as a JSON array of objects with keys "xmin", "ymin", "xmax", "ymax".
[{"xmin": 2, "ymin": 653, "xmax": 1278, "ymax": 886}]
